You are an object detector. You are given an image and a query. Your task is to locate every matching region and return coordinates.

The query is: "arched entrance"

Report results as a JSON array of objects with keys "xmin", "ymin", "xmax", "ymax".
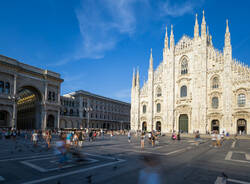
[
  {"xmin": 237, "ymin": 119, "xmax": 247, "ymax": 134},
  {"xmin": 142, "ymin": 122, "xmax": 147, "ymax": 131},
  {"xmin": 211, "ymin": 120, "xmax": 219, "ymax": 132},
  {"xmin": 47, "ymin": 115, "xmax": 55, "ymax": 129},
  {"xmin": 0, "ymin": 111, "xmax": 10, "ymax": 127},
  {"xmin": 17, "ymin": 86, "xmax": 42, "ymax": 129},
  {"xmin": 179, "ymin": 114, "xmax": 188, "ymax": 133},
  {"xmin": 156, "ymin": 121, "xmax": 161, "ymax": 132}
]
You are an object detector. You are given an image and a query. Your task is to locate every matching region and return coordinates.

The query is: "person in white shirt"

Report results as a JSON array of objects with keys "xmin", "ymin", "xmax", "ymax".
[{"xmin": 32, "ymin": 131, "xmax": 38, "ymax": 147}]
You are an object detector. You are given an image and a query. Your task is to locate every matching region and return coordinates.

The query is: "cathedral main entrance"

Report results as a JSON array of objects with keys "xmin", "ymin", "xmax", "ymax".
[
  {"xmin": 179, "ymin": 114, "xmax": 188, "ymax": 133},
  {"xmin": 237, "ymin": 119, "xmax": 247, "ymax": 134},
  {"xmin": 16, "ymin": 87, "xmax": 42, "ymax": 130},
  {"xmin": 142, "ymin": 122, "xmax": 147, "ymax": 131},
  {"xmin": 156, "ymin": 121, "xmax": 161, "ymax": 132},
  {"xmin": 211, "ymin": 120, "xmax": 219, "ymax": 132}
]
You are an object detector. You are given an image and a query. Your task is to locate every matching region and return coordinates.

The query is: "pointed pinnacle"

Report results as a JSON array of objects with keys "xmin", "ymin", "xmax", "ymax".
[
  {"xmin": 202, "ymin": 10, "xmax": 206, "ymax": 24},
  {"xmin": 226, "ymin": 19, "xmax": 229, "ymax": 33}
]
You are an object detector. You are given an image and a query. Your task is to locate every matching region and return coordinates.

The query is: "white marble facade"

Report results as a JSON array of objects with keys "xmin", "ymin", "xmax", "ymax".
[{"xmin": 130, "ymin": 12, "xmax": 250, "ymax": 135}]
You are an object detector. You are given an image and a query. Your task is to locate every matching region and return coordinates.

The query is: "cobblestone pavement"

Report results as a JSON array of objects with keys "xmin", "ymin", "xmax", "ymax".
[{"xmin": 0, "ymin": 135, "xmax": 250, "ymax": 184}]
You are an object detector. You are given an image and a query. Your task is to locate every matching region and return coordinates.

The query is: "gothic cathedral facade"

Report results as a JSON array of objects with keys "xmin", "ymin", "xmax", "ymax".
[{"xmin": 130, "ymin": 12, "xmax": 250, "ymax": 135}]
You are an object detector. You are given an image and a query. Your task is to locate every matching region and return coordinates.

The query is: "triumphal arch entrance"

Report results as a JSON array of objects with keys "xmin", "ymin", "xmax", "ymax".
[{"xmin": 0, "ymin": 55, "xmax": 63, "ymax": 129}]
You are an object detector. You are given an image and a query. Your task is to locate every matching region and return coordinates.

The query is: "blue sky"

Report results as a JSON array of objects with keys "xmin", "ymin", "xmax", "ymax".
[{"xmin": 0, "ymin": 0, "xmax": 250, "ymax": 103}]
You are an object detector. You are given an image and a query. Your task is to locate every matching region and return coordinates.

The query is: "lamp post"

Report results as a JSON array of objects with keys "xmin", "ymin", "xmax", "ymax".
[
  {"xmin": 84, "ymin": 107, "xmax": 92, "ymax": 129},
  {"xmin": 8, "ymin": 95, "xmax": 20, "ymax": 129}
]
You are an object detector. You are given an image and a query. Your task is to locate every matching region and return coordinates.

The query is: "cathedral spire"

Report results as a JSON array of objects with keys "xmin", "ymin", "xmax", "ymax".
[
  {"xmin": 224, "ymin": 19, "xmax": 232, "ymax": 62},
  {"xmin": 194, "ymin": 13, "xmax": 199, "ymax": 39},
  {"xmin": 170, "ymin": 25, "xmax": 175, "ymax": 50},
  {"xmin": 224, "ymin": 19, "xmax": 231, "ymax": 47},
  {"xmin": 149, "ymin": 48, "xmax": 153, "ymax": 70},
  {"xmin": 136, "ymin": 67, "xmax": 140, "ymax": 89},
  {"xmin": 132, "ymin": 68, "xmax": 135, "ymax": 88},
  {"xmin": 201, "ymin": 10, "xmax": 206, "ymax": 39},
  {"xmin": 164, "ymin": 25, "xmax": 169, "ymax": 50}
]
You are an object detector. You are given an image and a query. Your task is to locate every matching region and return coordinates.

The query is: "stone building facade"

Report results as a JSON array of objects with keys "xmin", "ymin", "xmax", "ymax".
[
  {"xmin": 0, "ymin": 57, "xmax": 130, "ymax": 130},
  {"xmin": 130, "ymin": 12, "xmax": 250, "ymax": 135},
  {"xmin": 59, "ymin": 90, "xmax": 130, "ymax": 130},
  {"xmin": 0, "ymin": 55, "xmax": 63, "ymax": 129}
]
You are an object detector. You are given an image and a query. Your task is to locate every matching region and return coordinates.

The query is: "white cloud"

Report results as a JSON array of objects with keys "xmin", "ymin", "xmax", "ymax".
[
  {"xmin": 75, "ymin": 0, "xmax": 140, "ymax": 59},
  {"xmin": 159, "ymin": 0, "xmax": 203, "ymax": 17}
]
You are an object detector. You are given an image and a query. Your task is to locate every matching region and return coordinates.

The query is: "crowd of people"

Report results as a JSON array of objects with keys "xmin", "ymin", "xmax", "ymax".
[{"xmin": 139, "ymin": 131, "xmax": 161, "ymax": 149}]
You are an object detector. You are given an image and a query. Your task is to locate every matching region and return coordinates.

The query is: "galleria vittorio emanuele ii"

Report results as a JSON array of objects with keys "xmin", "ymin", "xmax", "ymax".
[{"xmin": 131, "ymin": 11, "xmax": 250, "ymax": 135}]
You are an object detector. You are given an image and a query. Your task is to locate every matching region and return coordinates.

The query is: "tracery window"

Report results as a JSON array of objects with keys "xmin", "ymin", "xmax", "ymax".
[
  {"xmin": 212, "ymin": 97, "xmax": 219, "ymax": 109},
  {"xmin": 180, "ymin": 85, "xmax": 187, "ymax": 97},
  {"xmin": 156, "ymin": 103, "xmax": 161, "ymax": 113},
  {"xmin": 156, "ymin": 87, "xmax": 162, "ymax": 97},
  {"xmin": 143, "ymin": 105, "xmax": 147, "ymax": 114},
  {"xmin": 212, "ymin": 77, "xmax": 219, "ymax": 89},
  {"xmin": 181, "ymin": 58, "xmax": 188, "ymax": 75},
  {"xmin": 238, "ymin": 94, "xmax": 246, "ymax": 107}
]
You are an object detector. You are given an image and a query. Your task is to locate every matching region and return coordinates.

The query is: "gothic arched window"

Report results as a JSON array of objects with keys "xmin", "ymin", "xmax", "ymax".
[
  {"xmin": 238, "ymin": 94, "xmax": 246, "ymax": 107},
  {"xmin": 212, "ymin": 97, "xmax": 219, "ymax": 109},
  {"xmin": 143, "ymin": 105, "xmax": 147, "ymax": 114},
  {"xmin": 181, "ymin": 58, "xmax": 188, "ymax": 75},
  {"xmin": 156, "ymin": 87, "xmax": 162, "ymax": 97},
  {"xmin": 180, "ymin": 85, "xmax": 187, "ymax": 97},
  {"xmin": 156, "ymin": 103, "xmax": 161, "ymax": 113},
  {"xmin": 212, "ymin": 77, "xmax": 219, "ymax": 89}
]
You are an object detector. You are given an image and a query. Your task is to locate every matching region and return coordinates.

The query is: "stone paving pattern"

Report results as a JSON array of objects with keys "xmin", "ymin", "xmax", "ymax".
[{"xmin": 0, "ymin": 135, "xmax": 250, "ymax": 184}]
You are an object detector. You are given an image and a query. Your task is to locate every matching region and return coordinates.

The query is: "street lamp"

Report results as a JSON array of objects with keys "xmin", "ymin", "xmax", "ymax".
[
  {"xmin": 84, "ymin": 107, "xmax": 93, "ymax": 129},
  {"xmin": 8, "ymin": 95, "xmax": 20, "ymax": 129}
]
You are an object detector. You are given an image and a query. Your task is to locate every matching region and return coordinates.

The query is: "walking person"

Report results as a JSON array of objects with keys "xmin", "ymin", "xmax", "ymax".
[
  {"xmin": 78, "ymin": 131, "xmax": 83, "ymax": 148},
  {"xmin": 151, "ymin": 133, "xmax": 155, "ymax": 147},
  {"xmin": 141, "ymin": 132, "xmax": 145, "ymax": 149},
  {"xmin": 217, "ymin": 132, "xmax": 221, "ymax": 147},
  {"xmin": 128, "ymin": 131, "xmax": 131, "ymax": 143},
  {"xmin": 211, "ymin": 131, "xmax": 217, "ymax": 147},
  {"xmin": 32, "ymin": 130, "xmax": 38, "ymax": 147},
  {"xmin": 46, "ymin": 131, "xmax": 52, "ymax": 149}
]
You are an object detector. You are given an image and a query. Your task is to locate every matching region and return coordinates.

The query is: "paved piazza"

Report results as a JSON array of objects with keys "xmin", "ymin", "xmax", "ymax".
[{"xmin": 0, "ymin": 135, "xmax": 250, "ymax": 184}]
